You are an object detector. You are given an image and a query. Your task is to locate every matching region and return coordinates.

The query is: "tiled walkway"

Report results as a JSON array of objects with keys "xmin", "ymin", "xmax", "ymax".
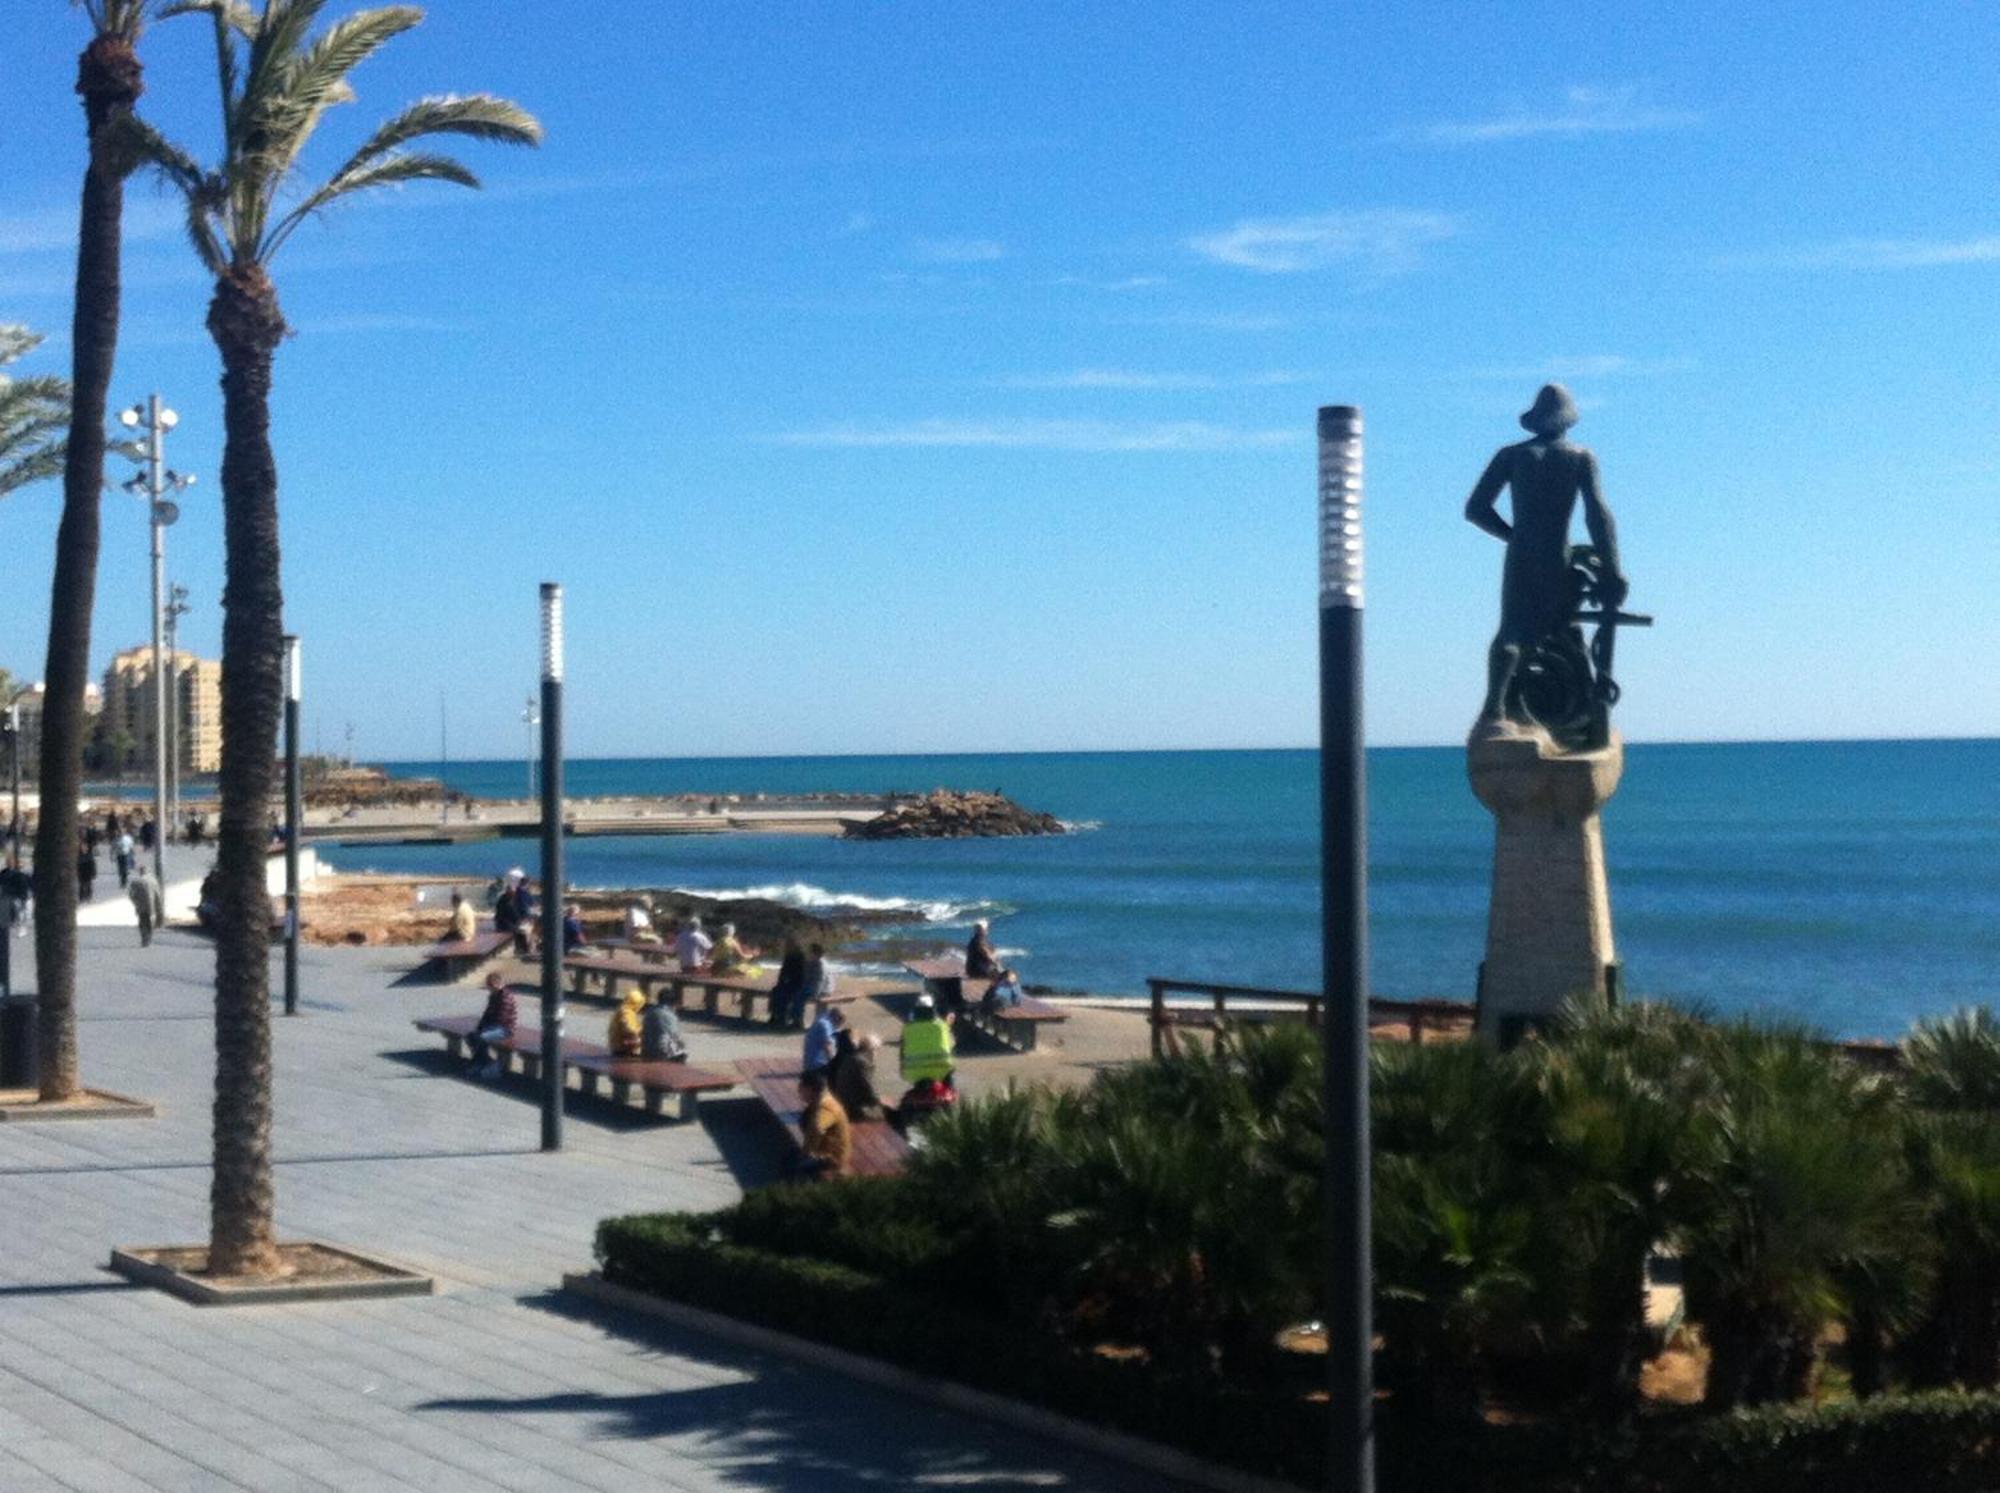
[{"xmin": 0, "ymin": 928, "xmax": 1155, "ymax": 1490}]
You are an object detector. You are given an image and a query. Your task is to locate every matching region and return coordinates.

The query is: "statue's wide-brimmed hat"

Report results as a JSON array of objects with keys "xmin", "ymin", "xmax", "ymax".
[{"xmin": 1519, "ymin": 383, "xmax": 1579, "ymax": 436}]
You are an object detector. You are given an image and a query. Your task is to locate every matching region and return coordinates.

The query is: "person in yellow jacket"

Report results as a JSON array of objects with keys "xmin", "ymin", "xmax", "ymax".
[
  {"xmin": 899, "ymin": 994, "xmax": 956, "ymax": 1085},
  {"xmin": 608, "ymin": 989, "xmax": 645, "ymax": 1057}
]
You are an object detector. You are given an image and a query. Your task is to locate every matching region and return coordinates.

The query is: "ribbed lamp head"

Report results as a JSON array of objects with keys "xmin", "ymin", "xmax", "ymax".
[
  {"xmin": 1318, "ymin": 405, "xmax": 1364, "ymax": 610},
  {"xmin": 539, "ymin": 583, "xmax": 564, "ymax": 683},
  {"xmin": 282, "ymin": 635, "xmax": 301, "ymax": 704}
]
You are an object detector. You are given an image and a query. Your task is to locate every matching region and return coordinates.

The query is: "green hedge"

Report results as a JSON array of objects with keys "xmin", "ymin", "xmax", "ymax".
[
  {"xmin": 595, "ymin": 1211, "xmax": 2000, "ymax": 1492},
  {"xmin": 594, "ymin": 1210, "xmax": 1325, "ymax": 1486}
]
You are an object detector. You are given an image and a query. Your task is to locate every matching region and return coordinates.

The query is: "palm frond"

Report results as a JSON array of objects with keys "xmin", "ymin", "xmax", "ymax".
[
  {"xmin": 0, "ymin": 325, "xmax": 69, "ymax": 500},
  {"xmin": 260, "ymin": 150, "xmax": 476, "ymax": 256},
  {"xmin": 324, "ymin": 93, "xmax": 545, "ymax": 183},
  {"xmin": 256, "ymin": 8, "xmax": 421, "ymax": 178}
]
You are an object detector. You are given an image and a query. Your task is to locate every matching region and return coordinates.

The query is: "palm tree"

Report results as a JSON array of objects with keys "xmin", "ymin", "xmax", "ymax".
[
  {"xmin": 33, "ymin": 1, "xmax": 155, "ymax": 1105},
  {"xmin": 0, "ymin": 325, "xmax": 69, "ymax": 497},
  {"xmin": 144, "ymin": 0, "xmax": 538, "ymax": 1276}
]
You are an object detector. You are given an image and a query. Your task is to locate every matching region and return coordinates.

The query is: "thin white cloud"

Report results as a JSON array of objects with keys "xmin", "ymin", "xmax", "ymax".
[
  {"xmin": 0, "ymin": 198, "xmax": 181, "ymax": 255},
  {"xmin": 776, "ymin": 418, "xmax": 1298, "ymax": 452},
  {"xmin": 1000, "ymin": 368, "xmax": 1308, "ymax": 391},
  {"xmin": 912, "ymin": 238, "xmax": 1006, "ymax": 264},
  {"xmin": 1187, "ymin": 210, "xmax": 1458, "ymax": 275},
  {"xmin": 1714, "ymin": 237, "xmax": 2000, "ymax": 270},
  {"xmin": 1423, "ymin": 86, "xmax": 1700, "ymax": 144},
  {"xmin": 1052, "ymin": 273, "xmax": 1171, "ymax": 292},
  {"xmin": 1467, "ymin": 354, "xmax": 1694, "ymax": 381}
]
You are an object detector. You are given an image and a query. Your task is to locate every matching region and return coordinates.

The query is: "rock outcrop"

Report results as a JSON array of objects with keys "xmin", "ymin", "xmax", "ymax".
[{"xmin": 844, "ymin": 789, "xmax": 1065, "ymax": 841}]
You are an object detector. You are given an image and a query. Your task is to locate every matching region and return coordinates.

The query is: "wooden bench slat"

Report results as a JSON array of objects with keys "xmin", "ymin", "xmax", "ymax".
[
  {"xmin": 412, "ymin": 1016, "xmax": 734, "ymax": 1118},
  {"xmin": 734, "ymin": 1056, "xmax": 909, "ymax": 1179}
]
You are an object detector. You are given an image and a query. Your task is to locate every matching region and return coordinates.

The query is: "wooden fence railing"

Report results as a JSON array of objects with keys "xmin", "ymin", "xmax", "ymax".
[{"xmin": 1144, "ymin": 977, "xmax": 1474, "ymax": 1058}]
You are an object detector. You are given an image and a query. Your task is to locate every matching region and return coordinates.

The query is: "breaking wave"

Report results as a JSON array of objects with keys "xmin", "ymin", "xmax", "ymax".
[{"xmin": 664, "ymin": 881, "xmax": 994, "ymax": 925}]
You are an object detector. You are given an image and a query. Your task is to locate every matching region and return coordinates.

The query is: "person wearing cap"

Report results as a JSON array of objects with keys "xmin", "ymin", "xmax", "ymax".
[
  {"xmin": 964, "ymin": 920, "xmax": 998, "ymax": 979},
  {"xmin": 674, "ymin": 916, "xmax": 713, "ymax": 972},
  {"xmin": 1464, "ymin": 382, "xmax": 1627, "ymax": 725},
  {"xmin": 899, "ymin": 994, "xmax": 956, "ymax": 1087}
]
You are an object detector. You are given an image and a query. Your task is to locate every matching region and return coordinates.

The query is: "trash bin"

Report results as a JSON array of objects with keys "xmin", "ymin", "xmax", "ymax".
[{"xmin": 0, "ymin": 995, "xmax": 36, "ymax": 1089}]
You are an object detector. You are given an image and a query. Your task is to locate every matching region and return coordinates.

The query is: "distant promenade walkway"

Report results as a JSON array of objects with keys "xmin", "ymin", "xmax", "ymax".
[{"xmin": 0, "ymin": 931, "xmax": 1155, "ymax": 1491}]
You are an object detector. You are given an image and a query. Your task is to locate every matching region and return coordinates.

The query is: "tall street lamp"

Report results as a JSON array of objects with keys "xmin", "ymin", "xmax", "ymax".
[
  {"xmin": 522, "ymin": 694, "xmax": 539, "ymax": 799},
  {"xmin": 538, "ymin": 583, "xmax": 566, "ymax": 1152},
  {"xmin": 118, "ymin": 394, "xmax": 195, "ymax": 886},
  {"xmin": 283, "ymin": 636, "xmax": 302, "ymax": 1018},
  {"xmin": 165, "ymin": 584, "xmax": 190, "ymax": 836},
  {"xmin": 1318, "ymin": 404, "xmax": 1374, "ymax": 1492},
  {"xmin": 4, "ymin": 702, "xmax": 20, "ymax": 863}
]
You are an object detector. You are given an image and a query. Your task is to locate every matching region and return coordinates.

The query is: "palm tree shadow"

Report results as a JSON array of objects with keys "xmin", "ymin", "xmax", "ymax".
[{"xmin": 420, "ymin": 1292, "xmax": 1142, "ymax": 1490}]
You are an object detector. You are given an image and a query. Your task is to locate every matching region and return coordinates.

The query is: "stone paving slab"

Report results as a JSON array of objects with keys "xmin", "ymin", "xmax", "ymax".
[{"xmin": 0, "ymin": 930, "xmax": 1162, "ymax": 1490}]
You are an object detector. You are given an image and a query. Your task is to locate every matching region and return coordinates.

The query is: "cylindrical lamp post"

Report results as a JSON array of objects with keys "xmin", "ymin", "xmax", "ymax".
[
  {"xmin": 1318, "ymin": 404, "xmax": 1373, "ymax": 1492},
  {"xmin": 538, "ymin": 583, "xmax": 566, "ymax": 1152},
  {"xmin": 117, "ymin": 395, "xmax": 192, "ymax": 883},
  {"xmin": 5, "ymin": 703, "xmax": 20, "ymax": 861},
  {"xmin": 283, "ymin": 635, "xmax": 302, "ymax": 1017}
]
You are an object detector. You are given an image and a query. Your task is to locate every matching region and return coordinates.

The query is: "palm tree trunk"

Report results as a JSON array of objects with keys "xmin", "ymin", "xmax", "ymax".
[
  {"xmin": 34, "ymin": 32, "xmax": 144, "ymax": 1104},
  {"xmin": 205, "ymin": 262, "xmax": 287, "ymax": 1279}
]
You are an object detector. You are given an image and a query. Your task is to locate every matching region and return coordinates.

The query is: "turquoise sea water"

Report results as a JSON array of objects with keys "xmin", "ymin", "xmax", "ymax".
[{"xmin": 340, "ymin": 742, "xmax": 2000, "ymax": 1040}]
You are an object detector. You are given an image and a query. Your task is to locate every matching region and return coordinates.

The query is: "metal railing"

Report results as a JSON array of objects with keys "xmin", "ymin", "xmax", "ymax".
[{"xmin": 1144, "ymin": 977, "xmax": 1473, "ymax": 1058}]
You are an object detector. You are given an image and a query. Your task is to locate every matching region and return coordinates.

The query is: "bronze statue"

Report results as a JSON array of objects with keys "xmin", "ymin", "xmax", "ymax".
[{"xmin": 1465, "ymin": 384, "xmax": 1649, "ymax": 750}]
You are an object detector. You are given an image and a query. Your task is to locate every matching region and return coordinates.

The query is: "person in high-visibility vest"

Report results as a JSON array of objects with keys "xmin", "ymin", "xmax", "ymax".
[{"xmin": 899, "ymin": 994, "xmax": 956, "ymax": 1086}]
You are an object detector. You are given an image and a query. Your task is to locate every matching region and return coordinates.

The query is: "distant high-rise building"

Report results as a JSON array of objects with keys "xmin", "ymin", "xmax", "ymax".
[{"xmin": 100, "ymin": 645, "xmax": 221, "ymax": 777}]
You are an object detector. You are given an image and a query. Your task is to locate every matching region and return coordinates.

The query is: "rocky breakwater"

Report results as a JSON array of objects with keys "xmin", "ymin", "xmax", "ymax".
[{"xmin": 844, "ymin": 788, "xmax": 1065, "ymax": 841}]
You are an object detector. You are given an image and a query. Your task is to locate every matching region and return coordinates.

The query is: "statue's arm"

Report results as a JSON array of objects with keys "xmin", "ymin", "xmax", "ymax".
[
  {"xmin": 1579, "ymin": 451, "xmax": 1628, "ymax": 600},
  {"xmin": 1463, "ymin": 449, "xmax": 1512, "ymax": 542}
]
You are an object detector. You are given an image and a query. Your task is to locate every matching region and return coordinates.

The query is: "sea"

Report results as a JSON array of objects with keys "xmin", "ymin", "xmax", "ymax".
[{"xmin": 320, "ymin": 741, "xmax": 2000, "ymax": 1041}]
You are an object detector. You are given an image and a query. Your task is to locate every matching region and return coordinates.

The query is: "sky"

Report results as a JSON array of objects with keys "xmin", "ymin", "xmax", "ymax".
[{"xmin": 2, "ymin": 1, "xmax": 1997, "ymax": 760}]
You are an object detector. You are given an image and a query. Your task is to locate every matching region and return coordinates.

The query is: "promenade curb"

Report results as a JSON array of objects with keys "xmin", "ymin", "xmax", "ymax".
[{"xmin": 561, "ymin": 1271, "xmax": 1311, "ymax": 1493}]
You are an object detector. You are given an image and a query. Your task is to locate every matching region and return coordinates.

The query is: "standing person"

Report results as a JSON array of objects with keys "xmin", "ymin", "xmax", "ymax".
[
  {"xmin": 674, "ymin": 916, "xmax": 713, "ymax": 973},
  {"xmin": 114, "ymin": 827, "xmax": 135, "ymax": 887},
  {"xmin": 965, "ymin": 920, "xmax": 999, "ymax": 979},
  {"xmin": 127, "ymin": 865, "xmax": 164, "ymax": 947},
  {"xmin": 76, "ymin": 843, "xmax": 97, "ymax": 903},
  {"xmin": 641, "ymin": 989, "xmax": 688, "ymax": 1062},
  {"xmin": 0, "ymin": 856, "xmax": 31, "ymax": 937},
  {"xmin": 138, "ymin": 817, "xmax": 156, "ymax": 852},
  {"xmin": 766, "ymin": 940, "xmax": 808, "ymax": 1029},
  {"xmin": 470, "ymin": 971, "xmax": 517, "ymax": 1079},
  {"xmin": 447, "ymin": 890, "xmax": 479, "ymax": 944},
  {"xmin": 797, "ymin": 1071, "xmax": 851, "ymax": 1179}
]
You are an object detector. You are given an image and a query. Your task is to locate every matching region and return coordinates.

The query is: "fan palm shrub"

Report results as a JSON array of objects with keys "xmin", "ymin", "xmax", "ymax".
[
  {"xmin": 141, "ymin": 0, "xmax": 538, "ymax": 1275},
  {"xmin": 1679, "ymin": 1022, "xmax": 1925, "ymax": 1409}
]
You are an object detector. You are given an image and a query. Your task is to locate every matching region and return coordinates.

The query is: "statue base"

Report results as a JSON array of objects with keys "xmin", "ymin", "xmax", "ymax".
[{"xmin": 1467, "ymin": 720, "xmax": 1625, "ymax": 1044}]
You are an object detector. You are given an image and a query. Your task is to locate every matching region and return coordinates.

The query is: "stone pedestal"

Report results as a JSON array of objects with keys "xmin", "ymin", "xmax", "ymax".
[{"xmin": 1467, "ymin": 722, "xmax": 1624, "ymax": 1043}]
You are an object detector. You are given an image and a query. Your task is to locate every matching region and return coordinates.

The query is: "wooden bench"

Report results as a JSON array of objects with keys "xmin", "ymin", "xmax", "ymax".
[
  {"xmin": 903, "ymin": 959, "xmax": 1068, "ymax": 1053},
  {"xmin": 736, "ymin": 1055, "xmax": 910, "ymax": 1179},
  {"xmin": 411, "ymin": 1014, "xmax": 736, "ymax": 1120},
  {"xmin": 415, "ymin": 930, "xmax": 513, "ymax": 983},
  {"xmin": 562, "ymin": 956, "xmax": 856, "ymax": 1025},
  {"xmin": 592, "ymin": 937, "xmax": 677, "ymax": 965}
]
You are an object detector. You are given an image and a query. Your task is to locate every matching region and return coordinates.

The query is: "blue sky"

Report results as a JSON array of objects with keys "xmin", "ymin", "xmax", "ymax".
[{"xmin": 3, "ymin": 1, "xmax": 1997, "ymax": 759}]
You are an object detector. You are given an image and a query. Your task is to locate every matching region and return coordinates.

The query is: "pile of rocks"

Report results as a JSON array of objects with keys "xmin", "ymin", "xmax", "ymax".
[{"xmin": 844, "ymin": 789, "xmax": 1065, "ymax": 841}]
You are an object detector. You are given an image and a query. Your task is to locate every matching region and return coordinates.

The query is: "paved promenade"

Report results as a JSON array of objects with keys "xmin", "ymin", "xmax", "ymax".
[{"xmin": 0, "ymin": 928, "xmax": 1156, "ymax": 1490}]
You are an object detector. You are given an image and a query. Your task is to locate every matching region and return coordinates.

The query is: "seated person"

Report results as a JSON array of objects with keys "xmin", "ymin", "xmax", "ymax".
[
  {"xmin": 608, "ymin": 990, "xmax": 645, "ymax": 1057},
  {"xmin": 708, "ymin": 921, "xmax": 759, "ymax": 974},
  {"xmin": 832, "ymin": 1031, "xmax": 887, "ymax": 1120},
  {"xmin": 623, "ymin": 902, "xmax": 660, "ymax": 943},
  {"xmin": 641, "ymin": 989, "xmax": 688, "ymax": 1062},
  {"xmin": 898, "ymin": 994, "xmax": 957, "ymax": 1091},
  {"xmin": 447, "ymin": 891, "xmax": 479, "ymax": 944},
  {"xmin": 797, "ymin": 1071, "xmax": 851, "ymax": 1180},
  {"xmin": 673, "ymin": 916, "xmax": 713, "ymax": 972},
  {"xmin": 964, "ymin": 920, "xmax": 999, "ymax": 979},
  {"xmin": 492, "ymin": 883, "xmax": 520, "ymax": 934},
  {"xmin": 470, "ymin": 972, "xmax": 517, "ymax": 1080},
  {"xmin": 561, "ymin": 903, "xmax": 586, "ymax": 954},
  {"xmin": 802, "ymin": 1003, "xmax": 846, "ymax": 1078},
  {"xmin": 982, "ymin": 966, "xmax": 1025, "ymax": 1011}
]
